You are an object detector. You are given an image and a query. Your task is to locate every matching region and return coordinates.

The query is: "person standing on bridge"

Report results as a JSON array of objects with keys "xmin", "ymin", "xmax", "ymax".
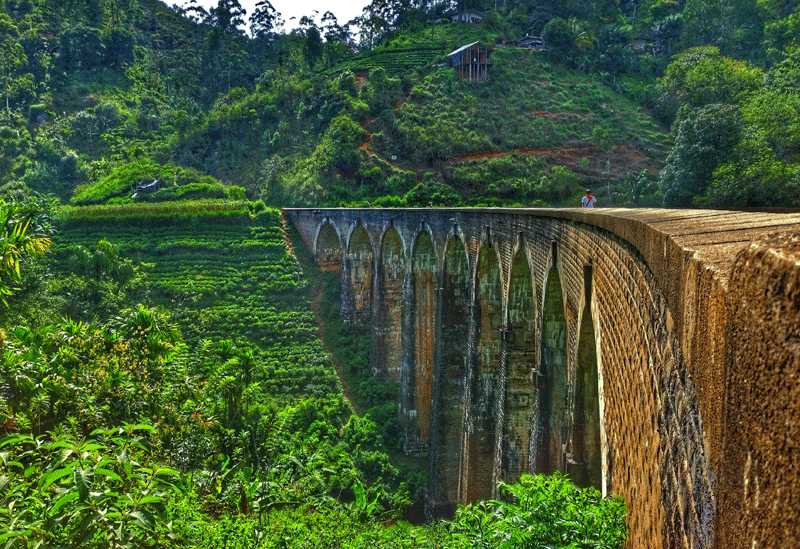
[{"xmin": 581, "ymin": 189, "xmax": 596, "ymax": 208}]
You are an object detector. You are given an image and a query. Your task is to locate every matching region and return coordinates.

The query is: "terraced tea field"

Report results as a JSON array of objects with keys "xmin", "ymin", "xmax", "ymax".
[
  {"xmin": 53, "ymin": 207, "xmax": 339, "ymax": 397},
  {"xmin": 333, "ymin": 46, "xmax": 444, "ymax": 75}
]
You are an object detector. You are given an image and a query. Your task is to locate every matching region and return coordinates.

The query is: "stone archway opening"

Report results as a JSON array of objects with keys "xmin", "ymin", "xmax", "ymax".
[
  {"xmin": 503, "ymin": 247, "xmax": 537, "ymax": 484},
  {"xmin": 538, "ymin": 263, "xmax": 567, "ymax": 475},
  {"xmin": 374, "ymin": 228, "xmax": 404, "ymax": 382},
  {"xmin": 348, "ymin": 226, "xmax": 373, "ymax": 322},
  {"xmin": 433, "ymin": 236, "xmax": 470, "ymax": 509},
  {"xmin": 408, "ymin": 232, "xmax": 436, "ymax": 454},
  {"xmin": 316, "ymin": 223, "xmax": 343, "ymax": 273},
  {"xmin": 463, "ymin": 243, "xmax": 502, "ymax": 502},
  {"xmin": 573, "ymin": 267, "xmax": 601, "ymax": 489}
]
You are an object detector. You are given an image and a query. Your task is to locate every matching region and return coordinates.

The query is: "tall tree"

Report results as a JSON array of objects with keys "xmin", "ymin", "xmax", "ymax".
[
  {"xmin": 304, "ymin": 25, "xmax": 324, "ymax": 69},
  {"xmin": 183, "ymin": 0, "xmax": 210, "ymax": 24},
  {"xmin": 0, "ymin": 14, "xmax": 30, "ymax": 113},
  {"xmin": 703, "ymin": 48, "xmax": 800, "ymax": 207},
  {"xmin": 652, "ymin": 13, "xmax": 684, "ymax": 59},
  {"xmin": 659, "ymin": 103, "xmax": 744, "ymax": 206},
  {"xmin": 250, "ymin": 0, "xmax": 279, "ymax": 40},
  {"xmin": 657, "ymin": 46, "xmax": 763, "ymax": 122},
  {"xmin": 185, "ymin": 0, "xmax": 247, "ymax": 34},
  {"xmin": 210, "ymin": 0, "xmax": 247, "ymax": 35},
  {"xmin": 357, "ymin": 0, "xmax": 396, "ymax": 47},
  {"xmin": 682, "ymin": 0, "xmax": 765, "ymax": 60},
  {"xmin": 321, "ymin": 11, "xmax": 343, "ymax": 42}
]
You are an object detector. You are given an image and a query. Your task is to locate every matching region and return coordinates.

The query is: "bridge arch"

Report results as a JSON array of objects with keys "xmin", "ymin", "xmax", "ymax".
[
  {"xmin": 432, "ymin": 235, "xmax": 471, "ymax": 509},
  {"xmin": 572, "ymin": 266, "xmax": 602, "ymax": 490},
  {"xmin": 314, "ymin": 222, "xmax": 344, "ymax": 273},
  {"xmin": 502, "ymin": 239, "xmax": 539, "ymax": 483},
  {"xmin": 406, "ymin": 230, "xmax": 437, "ymax": 452},
  {"xmin": 313, "ymin": 220, "xmax": 341, "ymax": 254},
  {"xmin": 347, "ymin": 225, "xmax": 373, "ymax": 322},
  {"xmin": 373, "ymin": 227, "xmax": 405, "ymax": 381},
  {"xmin": 538, "ymin": 251, "xmax": 568, "ymax": 475},
  {"xmin": 463, "ymin": 240, "xmax": 503, "ymax": 501}
]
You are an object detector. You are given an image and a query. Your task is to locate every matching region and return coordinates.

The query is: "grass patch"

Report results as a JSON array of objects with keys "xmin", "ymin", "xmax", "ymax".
[
  {"xmin": 57, "ymin": 199, "xmax": 255, "ymax": 220},
  {"xmin": 71, "ymin": 159, "xmax": 240, "ymax": 204}
]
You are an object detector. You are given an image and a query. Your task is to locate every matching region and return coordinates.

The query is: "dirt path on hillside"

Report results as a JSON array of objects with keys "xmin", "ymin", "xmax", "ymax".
[
  {"xmin": 358, "ymin": 118, "xmax": 375, "ymax": 151},
  {"xmin": 358, "ymin": 112, "xmax": 416, "ymax": 175},
  {"xmin": 448, "ymin": 142, "xmax": 655, "ymax": 178},
  {"xmin": 529, "ymin": 110, "xmax": 595, "ymax": 120},
  {"xmin": 449, "ymin": 144, "xmax": 596, "ymax": 163}
]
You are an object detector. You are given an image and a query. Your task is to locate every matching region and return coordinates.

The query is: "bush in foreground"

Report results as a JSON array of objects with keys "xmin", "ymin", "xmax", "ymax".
[{"xmin": 452, "ymin": 472, "xmax": 627, "ymax": 549}]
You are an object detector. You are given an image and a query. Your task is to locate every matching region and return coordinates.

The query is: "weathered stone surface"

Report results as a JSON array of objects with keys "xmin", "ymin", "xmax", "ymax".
[
  {"xmin": 719, "ymin": 231, "xmax": 800, "ymax": 549},
  {"xmin": 286, "ymin": 207, "xmax": 800, "ymax": 549}
]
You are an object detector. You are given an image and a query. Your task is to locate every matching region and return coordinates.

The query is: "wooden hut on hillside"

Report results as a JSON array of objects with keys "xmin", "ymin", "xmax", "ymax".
[{"xmin": 447, "ymin": 41, "xmax": 492, "ymax": 82}]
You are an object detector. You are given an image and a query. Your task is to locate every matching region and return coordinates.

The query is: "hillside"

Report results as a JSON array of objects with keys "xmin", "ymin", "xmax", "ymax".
[
  {"xmin": 2, "ymin": 1, "xmax": 799, "ymax": 210},
  {"xmin": 1, "ymin": 203, "xmax": 447, "ymax": 546},
  {"xmin": 169, "ymin": 26, "xmax": 672, "ymax": 208},
  {"xmin": 0, "ymin": 1, "xmax": 674, "ymax": 211}
]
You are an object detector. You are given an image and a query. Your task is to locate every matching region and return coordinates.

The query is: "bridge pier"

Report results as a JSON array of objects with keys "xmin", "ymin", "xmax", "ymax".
[{"xmin": 432, "ymin": 237, "xmax": 470, "ymax": 510}]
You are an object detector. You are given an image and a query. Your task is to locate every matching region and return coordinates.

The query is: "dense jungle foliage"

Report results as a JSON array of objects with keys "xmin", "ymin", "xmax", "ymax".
[
  {"xmin": 2, "ymin": 0, "xmax": 799, "ymax": 546},
  {"xmin": 1, "ymin": 0, "xmax": 797, "ymax": 209}
]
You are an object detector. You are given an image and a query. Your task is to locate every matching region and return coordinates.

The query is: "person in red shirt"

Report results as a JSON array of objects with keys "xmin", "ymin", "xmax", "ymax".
[{"xmin": 581, "ymin": 189, "xmax": 596, "ymax": 208}]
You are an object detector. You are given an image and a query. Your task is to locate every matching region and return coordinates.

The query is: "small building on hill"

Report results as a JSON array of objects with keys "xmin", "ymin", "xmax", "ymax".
[
  {"xmin": 447, "ymin": 41, "xmax": 492, "ymax": 82},
  {"xmin": 451, "ymin": 11, "xmax": 483, "ymax": 24},
  {"xmin": 519, "ymin": 35, "xmax": 546, "ymax": 50},
  {"xmin": 631, "ymin": 38, "xmax": 654, "ymax": 52}
]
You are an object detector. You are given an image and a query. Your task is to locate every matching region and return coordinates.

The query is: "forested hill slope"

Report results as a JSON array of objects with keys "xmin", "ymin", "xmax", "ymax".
[{"xmin": 3, "ymin": 0, "xmax": 797, "ymax": 210}]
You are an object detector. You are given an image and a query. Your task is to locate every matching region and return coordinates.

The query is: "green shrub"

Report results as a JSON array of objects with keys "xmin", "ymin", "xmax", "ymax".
[
  {"xmin": 535, "ymin": 165, "xmax": 580, "ymax": 202},
  {"xmin": 404, "ymin": 173, "xmax": 462, "ymax": 207},
  {"xmin": 71, "ymin": 160, "xmax": 230, "ymax": 204},
  {"xmin": 28, "ymin": 104, "xmax": 53, "ymax": 125},
  {"xmin": 452, "ymin": 472, "xmax": 627, "ymax": 548},
  {"xmin": 0, "ymin": 427, "xmax": 185, "ymax": 549}
]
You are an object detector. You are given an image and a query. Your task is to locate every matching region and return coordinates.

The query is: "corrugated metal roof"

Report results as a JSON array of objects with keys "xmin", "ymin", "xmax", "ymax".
[{"xmin": 447, "ymin": 41, "xmax": 483, "ymax": 58}]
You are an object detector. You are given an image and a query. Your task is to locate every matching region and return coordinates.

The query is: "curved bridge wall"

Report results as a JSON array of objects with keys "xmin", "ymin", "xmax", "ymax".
[{"xmin": 285, "ymin": 207, "xmax": 800, "ymax": 549}]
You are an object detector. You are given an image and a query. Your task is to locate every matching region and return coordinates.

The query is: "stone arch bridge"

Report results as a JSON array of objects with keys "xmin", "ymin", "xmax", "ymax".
[{"xmin": 284, "ymin": 207, "xmax": 800, "ymax": 549}]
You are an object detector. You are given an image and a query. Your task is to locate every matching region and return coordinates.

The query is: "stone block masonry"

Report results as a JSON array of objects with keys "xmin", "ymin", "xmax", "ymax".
[{"xmin": 284, "ymin": 207, "xmax": 800, "ymax": 549}]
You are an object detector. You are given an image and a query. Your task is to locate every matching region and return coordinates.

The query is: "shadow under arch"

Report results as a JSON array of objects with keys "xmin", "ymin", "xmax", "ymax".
[
  {"xmin": 407, "ymin": 231, "xmax": 436, "ymax": 452},
  {"xmin": 431, "ymin": 235, "xmax": 470, "ymax": 512},
  {"xmin": 537, "ymin": 261, "xmax": 567, "ymax": 475},
  {"xmin": 315, "ymin": 223, "xmax": 344, "ymax": 273},
  {"xmin": 502, "ymin": 244, "xmax": 538, "ymax": 484},
  {"xmin": 572, "ymin": 278, "xmax": 601, "ymax": 489},
  {"xmin": 463, "ymin": 241, "xmax": 502, "ymax": 503},
  {"xmin": 347, "ymin": 225, "xmax": 373, "ymax": 322},
  {"xmin": 374, "ymin": 227, "xmax": 405, "ymax": 382}
]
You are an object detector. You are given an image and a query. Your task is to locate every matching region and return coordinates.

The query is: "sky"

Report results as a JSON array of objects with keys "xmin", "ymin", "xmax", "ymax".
[{"xmin": 179, "ymin": 0, "xmax": 371, "ymax": 32}]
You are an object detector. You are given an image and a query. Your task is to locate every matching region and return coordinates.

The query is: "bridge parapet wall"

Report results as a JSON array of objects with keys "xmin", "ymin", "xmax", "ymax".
[{"xmin": 285, "ymin": 207, "xmax": 800, "ymax": 549}]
